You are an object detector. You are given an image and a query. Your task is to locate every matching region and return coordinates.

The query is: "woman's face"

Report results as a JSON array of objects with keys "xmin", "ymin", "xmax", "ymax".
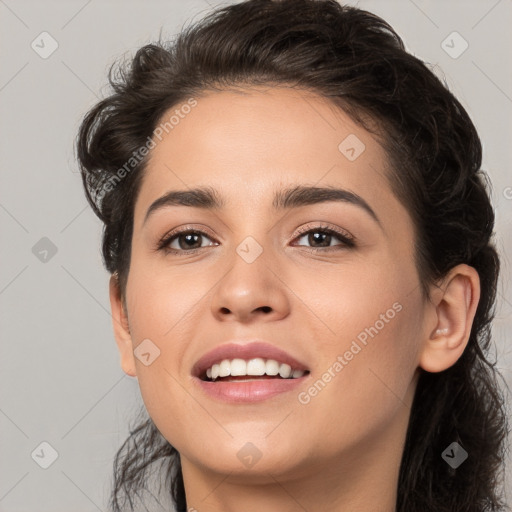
[{"xmin": 114, "ymin": 86, "xmax": 432, "ymax": 481}]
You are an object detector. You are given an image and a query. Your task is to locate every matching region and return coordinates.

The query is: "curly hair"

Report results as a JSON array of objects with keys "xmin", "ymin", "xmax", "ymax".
[{"xmin": 76, "ymin": 1, "xmax": 510, "ymax": 510}]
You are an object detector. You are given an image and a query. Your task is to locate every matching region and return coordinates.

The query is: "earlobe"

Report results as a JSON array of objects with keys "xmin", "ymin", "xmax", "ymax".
[
  {"xmin": 419, "ymin": 264, "xmax": 480, "ymax": 373},
  {"xmin": 109, "ymin": 274, "xmax": 137, "ymax": 377}
]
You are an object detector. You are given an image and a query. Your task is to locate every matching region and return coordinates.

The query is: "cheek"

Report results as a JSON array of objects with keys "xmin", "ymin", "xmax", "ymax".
[
  {"xmin": 290, "ymin": 311, "xmax": 419, "ymax": 466},
  {"xmin": 126, "ymin": 252, "xmax": 215, "ymax": 345},
  {"xmin": 295, "ymin": 252, "xmax": 414, "ymax": 349},
  {"xmin": 124, "ymin": 256, "xmax": 223, "ymax": 433},
  {"xmin": 294, "ymin": 260, "xmax": 422, "ymax": 423}
]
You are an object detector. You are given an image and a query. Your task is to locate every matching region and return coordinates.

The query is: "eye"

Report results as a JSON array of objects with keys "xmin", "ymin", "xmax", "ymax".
[
  {"xmin": 157, "ymin": 223, "xmax": 355, "ymax": 256},
  {"xmin": 157, "ymin": 227, "xmax": 218, "ymax": 255},
  {"xmin": 291, "ymin": 224, "xmax": 355, "ymax": 252}
]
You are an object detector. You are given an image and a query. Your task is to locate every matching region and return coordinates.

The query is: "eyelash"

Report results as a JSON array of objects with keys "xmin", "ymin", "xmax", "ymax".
[{"xmin": 157, "ymin": 223, "xmax": 356, "ymax": 256}]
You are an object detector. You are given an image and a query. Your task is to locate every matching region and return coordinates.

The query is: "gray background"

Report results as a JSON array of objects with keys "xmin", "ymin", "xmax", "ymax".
[{"xmin": 1, "ymin": 0, "xmax": 511, "ymax": 510}]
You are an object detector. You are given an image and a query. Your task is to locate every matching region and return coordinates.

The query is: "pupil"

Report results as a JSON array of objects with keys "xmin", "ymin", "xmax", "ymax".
[
  {"xmin": 310, "ymin": 232, "xmax": 330, "ymax": 247},
  {"xmin": 180, "ymin": 233, "xmax": 201, "ymax": 250}
]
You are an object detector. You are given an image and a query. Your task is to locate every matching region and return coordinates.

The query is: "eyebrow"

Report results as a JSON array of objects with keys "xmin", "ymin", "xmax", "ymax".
[{"xmin": 143, "ymin": 184, "xmax": 382, "ymax": 228}]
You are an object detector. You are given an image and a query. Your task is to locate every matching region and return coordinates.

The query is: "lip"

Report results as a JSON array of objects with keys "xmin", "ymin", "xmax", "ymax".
[
  {"xmin": 191, "ymin": 341, "xmax": 310, "ymax": 403},
  {"xmin": 194, "ymin": 376, "xmax": 309, "ymax": 403},
  {"xmin": 192, "ymin": 341, "xmax": 310, "ymax": 378}
]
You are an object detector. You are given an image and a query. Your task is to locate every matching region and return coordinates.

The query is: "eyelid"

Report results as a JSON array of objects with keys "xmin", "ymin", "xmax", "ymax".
[
  {"xmin": 291, "ymin": 223, "xmax": 356, "ymax": 251},
  {"xmin": 157, "ymin": 222, "xmax": 356, "ymax": 254},
  {"xmin": 156, "ymin": 224, "xmax": 219, "ymax": 252},
  {"xmin": 293, "ymin": 222, "xmax": 353, "ymax": 241},
  {"xmin": 161, "ymin": 224, "xmax": 217, "ymax": 241}
]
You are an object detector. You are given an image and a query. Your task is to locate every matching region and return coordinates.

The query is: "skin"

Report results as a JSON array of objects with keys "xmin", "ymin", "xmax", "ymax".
[{"xmin": 109, "ymin": 86, "xmax": 480, "ymax": 512}]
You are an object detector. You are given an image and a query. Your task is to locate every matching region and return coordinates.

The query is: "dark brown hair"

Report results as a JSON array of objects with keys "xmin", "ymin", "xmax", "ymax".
[{"xmin": 76, "ymin": 1, "xmax": 510, "ymax": 510}]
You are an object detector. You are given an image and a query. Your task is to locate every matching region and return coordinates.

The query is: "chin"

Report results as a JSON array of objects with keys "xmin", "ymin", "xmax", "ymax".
[{"xmin": 182, "ymin": 437, "xmax": 310, "ymax": 479}]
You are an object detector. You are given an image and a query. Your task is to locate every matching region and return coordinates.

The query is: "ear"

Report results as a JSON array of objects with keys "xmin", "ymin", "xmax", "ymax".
[
  {"xmin": 109, "ymin": 274, "xmax": 137, "ymax": 377},
  {"xmin": 419, "ymin": 264, "xmax": 481, "ymax": 373}
]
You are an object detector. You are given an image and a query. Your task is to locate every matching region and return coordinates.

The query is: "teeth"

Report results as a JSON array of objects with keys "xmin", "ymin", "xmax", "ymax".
[
  {"xmin": 278, "ymin": 363, "xmax": 292, "ymax": 378},
  {"xmin": 247, "ymin": 358, "xmax": 266, "ymax": 375},
  {"xmin": 203, "ymin": 358, "xmax": 307, "ymax": 381},
  {"xmin": 265, "ymin": 359, "xmax": 280, "ymax": 375},
  {"xmin": 230, "ymin": 358, "xmax": 247, "ymax": 376},
  {"xmin": 219, "ymin": 359, "xmax": 231, "ymax": 377}
]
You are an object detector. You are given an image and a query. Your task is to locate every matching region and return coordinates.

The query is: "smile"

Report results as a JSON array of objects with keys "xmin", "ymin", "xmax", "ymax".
[
  {"xmin": 192, "ymin": 341, "xmax": 311, "ymax": 403},
  {"xmin": 203, "ymin": 358, "xmax": 308, "ymax": 381}
]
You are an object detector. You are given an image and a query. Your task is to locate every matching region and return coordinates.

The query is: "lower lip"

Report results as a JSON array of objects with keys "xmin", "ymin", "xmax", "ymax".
[{"xmin": 193, "ymin": 375, "xmax": 309, "ymax": 403}]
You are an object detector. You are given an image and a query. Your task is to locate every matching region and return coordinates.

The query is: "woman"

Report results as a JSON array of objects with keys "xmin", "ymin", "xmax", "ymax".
[{"xmin": 76, "ymin": 0, "xmax": 509, "ymax": 510}]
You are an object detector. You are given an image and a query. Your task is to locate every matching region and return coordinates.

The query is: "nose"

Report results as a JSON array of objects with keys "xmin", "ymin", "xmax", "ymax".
[{"xmin": 209, "ymin": 243, "xmax": 291, "ymax": 324}]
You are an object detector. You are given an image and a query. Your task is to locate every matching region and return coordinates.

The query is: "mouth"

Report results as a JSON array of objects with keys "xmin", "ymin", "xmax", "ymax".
[
  {"xmin": 192, "ymin": 341, "xmax": 311, "ymax": 403},
  {"xmin": 200, "ymin": 357, "xmax": 310, "ymax": 382}
]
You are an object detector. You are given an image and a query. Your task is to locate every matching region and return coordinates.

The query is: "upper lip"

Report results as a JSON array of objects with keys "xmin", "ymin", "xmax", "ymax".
[{"xmin": 192, "ymin": 341, "xmax": 310, "ymax": 379}]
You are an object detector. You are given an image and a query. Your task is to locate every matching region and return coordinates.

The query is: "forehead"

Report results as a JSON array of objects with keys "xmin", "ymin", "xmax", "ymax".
[{"xmin": 134, "ymin": 86, "xmax": 403, "ymax": 226}]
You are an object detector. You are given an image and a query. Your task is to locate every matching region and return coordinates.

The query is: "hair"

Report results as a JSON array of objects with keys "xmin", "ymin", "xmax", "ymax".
[{"xmin": 76, "ymin": 1, "xmax": 510, "ymax": 510}]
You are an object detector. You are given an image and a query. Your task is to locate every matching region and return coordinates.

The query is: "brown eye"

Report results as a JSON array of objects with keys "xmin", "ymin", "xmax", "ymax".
[
  {"xmin": 292, "ymin": 225, "xmax": 355, "ymax": 251},
  {"xmin": 158, "ymin": 229, "xmax": 219, "ymax": 255}
]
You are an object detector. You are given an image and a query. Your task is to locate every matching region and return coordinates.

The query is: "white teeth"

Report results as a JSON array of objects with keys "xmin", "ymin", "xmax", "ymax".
[
  {"xmin": 230, "ymin": 358, "xmax": 247, "ymax": 376},
  {"xmin": 247, "ymin": 358, "xmax": 266, "ymax": 375},
  {"xmin": 219, "ymin": 359, "xmax": 231, "ymax": 377},
  {"xmin": 278, "ymin": 363, "xmax": 292, "ymax": 379},
  {"xmin": 203, "ymin": 358, "xmax": 307, "ymax": 381},
  {"xmin": 265, "ymin": 360, "xmax": 280, "ymax": 375}
]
